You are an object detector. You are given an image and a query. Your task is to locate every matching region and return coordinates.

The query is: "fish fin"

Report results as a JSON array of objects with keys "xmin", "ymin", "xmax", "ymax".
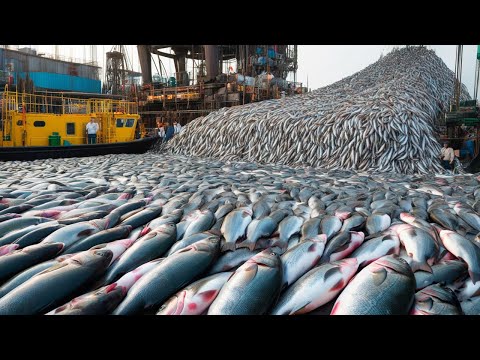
[
  {"xmin": 273, "ymin": 240, "xmax": 287, "ymax": 249},
  {"xmin": 372, "ymin": 267, "xmax": 388, "ymax": 286},
  {"xmin": 235, "ymin": 240, "xmax": 256, "ymax": 251},
  {"xmin": 49, "ymin": 304, "xmax": 68, "ymax": 314},
  {"xmin": 386, "ymin": 246, "xmax": 399, "ymax": 256},
  {"xmin": 330, "ymin": 301, "xmax": 341, "ymax": 315},
  {"xmin": 105, "ymin": 283, "xmax": 118, "ymax": 293},
  {"xmin": 324, "ymin": 267, "xmax": 341, "ymax": 281},
  {"xmin": 198, "ymin": 290, "xmax": 219, "ymax": 303},
  {"xmin": 469, "ymin": 270, "xmax": 480, "ymax": 285},
  {"xmin": 208, "ymin": 229, "xmax": 222, "ymax": 236},
  {"xmin": 471, "ymin": 287, "xmax": 480, "ymax": 298},
  {"xmin": 78, "ymin": 229, "xmax": 94, "ymax": 237},
  {"xmin": 241, "ymin": 264, "xmax": 258, "ymax": 282},
  {"xmin": 364, "ymin": 231, "xmax": 383, "ymax": 240},
  {"xmin": 308, "ymin": 244, "xmax": 318, "ymax": 252},
  {"xmin": 334, "ymin": 242, "xmax": 350, "ymax": 253},
  {"xmin": 330, "ymin": 278, "xmax": 345, "ymax": 292},
  {"xmin": 139, "ymin": 227, "xmax": 151, "ymax": 237},
  {"xmin": 291, "ymin": 301, "xmax": 312, "ymax": 315},
  {"xmin": 221, "ymin": 241, "xmax": 236, "ymax": 252},
  {"xmin": 319, "ymin": 254, "xmax": 329, "ymax": 264},
  {"xmin": 411, "ymin": 261, "xmax": 433, "ymax": 273}
]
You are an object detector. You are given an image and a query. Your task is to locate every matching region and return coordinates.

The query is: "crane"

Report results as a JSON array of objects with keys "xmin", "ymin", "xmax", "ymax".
[{"xmin": 450, "ymin": 45, "xmax": 480, "ymax": 173}]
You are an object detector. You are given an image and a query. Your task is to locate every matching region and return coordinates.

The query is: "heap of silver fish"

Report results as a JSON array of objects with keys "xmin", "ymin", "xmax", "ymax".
[
  {"xmin": 0, "ymin": 153, "xmax": 479, "ymax": 315},
  {"xmin": 164, "ymin": 46, "xmax": 470, "ymax": 174}
]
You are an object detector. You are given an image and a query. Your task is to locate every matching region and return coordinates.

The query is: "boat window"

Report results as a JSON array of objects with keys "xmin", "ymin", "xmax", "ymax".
[
  {"xmin": 125, "ymin": 119, "xmax": 135, "ymax": 127},
  {"xmin": 116, "ymin": 118, "xmax": 124, "ymax": 127},
  {"xmin": 16, "ymin": 120, "xmax": 23, "ymax": 126},
  {"xmin": 66, "ymin": 123, "xmax": 75, "ymax": 135},
  {"xmin": 34, "ymin": 121, "xmax": 45, "ymax": 127}
]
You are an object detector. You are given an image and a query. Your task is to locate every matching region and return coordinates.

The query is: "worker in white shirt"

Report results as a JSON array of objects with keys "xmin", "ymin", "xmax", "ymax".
[
  {"xmin": 156, "ymin": 121, "xmax": 166, "ymax": 141},
  {"xmin": 173, "ymin": 121, "xmax": 182, "ymax": 135},
  {"xmin": 86, "ymin": 118, "xmax": 99, "ymax": 144},
  {"xmin": 440, "ymin": 142, "xmax": 455, "ymax": 170}
]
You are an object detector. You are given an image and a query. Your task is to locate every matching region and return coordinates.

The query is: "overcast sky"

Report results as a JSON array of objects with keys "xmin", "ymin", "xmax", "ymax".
[{"xmin": 23, "ymin": 45, "xmax": 479, "ymax": 97}]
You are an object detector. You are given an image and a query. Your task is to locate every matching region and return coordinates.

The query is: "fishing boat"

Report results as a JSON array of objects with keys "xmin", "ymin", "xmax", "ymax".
[{"xmin": 0, "ymin": 86, "xmax": 158, "ymax": 161}]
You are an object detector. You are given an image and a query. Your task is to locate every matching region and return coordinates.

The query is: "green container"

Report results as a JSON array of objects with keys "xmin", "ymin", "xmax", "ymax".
[
  {"xmin": 477, "ymin": 45, "xmax": 480, "ymax": 60},
  {"xmin": 48, "ymin": 135, "xmax": 61, "ymax": 146}
]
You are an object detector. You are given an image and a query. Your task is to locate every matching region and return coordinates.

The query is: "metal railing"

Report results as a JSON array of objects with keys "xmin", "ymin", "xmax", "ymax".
[{"xmin": 1, "ymin": 89, "xmax": 138, "ymax": 116}]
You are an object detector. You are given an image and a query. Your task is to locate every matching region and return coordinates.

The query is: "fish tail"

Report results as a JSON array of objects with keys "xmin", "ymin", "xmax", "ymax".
[
  {"xmin": 235, "ymin": 240, "xmax": 255, "ymax": 251},
  {"xmin": 221, "ymin": 241, "xmax": 236, "ymax": 252},
  {"xmin": 469, "ymin": 270, "xmax": 480, "ymax": 285},
  {"xmin": 410, "ymin": 260, "xmax": 432, "ymax": 273}
]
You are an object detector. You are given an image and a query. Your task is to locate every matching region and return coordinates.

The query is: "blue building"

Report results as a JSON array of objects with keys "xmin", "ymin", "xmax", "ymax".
[{"xmin": 0, "ymin": 47, "xmax": 101, "ymax": 93}]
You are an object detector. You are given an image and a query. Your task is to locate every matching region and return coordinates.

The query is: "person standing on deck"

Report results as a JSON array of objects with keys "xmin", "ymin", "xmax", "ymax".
[
  {"xmin": 86, "ymin": 118, "xmax": 99, "ymax": 144},
  {"xmin": 173, "ymin": 121, "xmax": 182, "ymax": 135},
  {"xmin": 156, "ymin": 121, "xmax": 166, "ymax": 142},
  {"xmin": 165, "ymin": 121, "xmax": 175, "ymax": 142},
  {"xmin": 440, "ymin": 142, "xmax": 455, "ymax": 170}
]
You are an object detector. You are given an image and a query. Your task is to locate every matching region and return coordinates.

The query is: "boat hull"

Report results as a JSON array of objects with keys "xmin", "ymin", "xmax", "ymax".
[{"xmin": 0, "ymin": 137, "xmax": 159, "ymax": 161}]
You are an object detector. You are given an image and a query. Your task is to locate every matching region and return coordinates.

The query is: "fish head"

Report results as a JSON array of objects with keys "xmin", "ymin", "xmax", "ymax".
[
  {"xmin": 246, "ymin": 249, "xmax": 281, "ymax": 269},
  {"xmin": 158, "ymin": 222, "xmax": 177, "ymax": 235},
  {"xmin": 171, "ymin": 209, "xmax": 184, "ymax": 217},
  {"xmin": 72, "ymin": 248, "xmax": 113, "ymax": 268},
  {"xmin": 184, "ymin": 236, "xmax": 220, "ymax": 254},
  {"xmin": 419, "ymin": 284, "xmax": 458, "ymax": 304},
  {"xmin": 412, "ymin": 284, "xmax": 459, "ymax": 315},
  {"xmin": 91, "ymin": 239, "xmax": 132, "ymax": 264}
]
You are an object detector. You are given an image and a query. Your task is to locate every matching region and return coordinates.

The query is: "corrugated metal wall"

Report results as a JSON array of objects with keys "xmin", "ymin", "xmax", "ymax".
[
  {"xmin": 0, "ymin": 48, "xmax": 100, "ymax": 80},
  {"xmin": 17, "ymin": 72, "xmax": 101, "ymax": 93}
]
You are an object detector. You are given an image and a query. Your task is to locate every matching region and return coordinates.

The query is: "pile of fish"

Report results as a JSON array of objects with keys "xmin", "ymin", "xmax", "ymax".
[
  {"xmin": 164, "ymin": 46, "xmax": 470, "ymax": 174},
  {"xmin": 0, "ymin": 153, "xmax": 480, "ymax": 315}
]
